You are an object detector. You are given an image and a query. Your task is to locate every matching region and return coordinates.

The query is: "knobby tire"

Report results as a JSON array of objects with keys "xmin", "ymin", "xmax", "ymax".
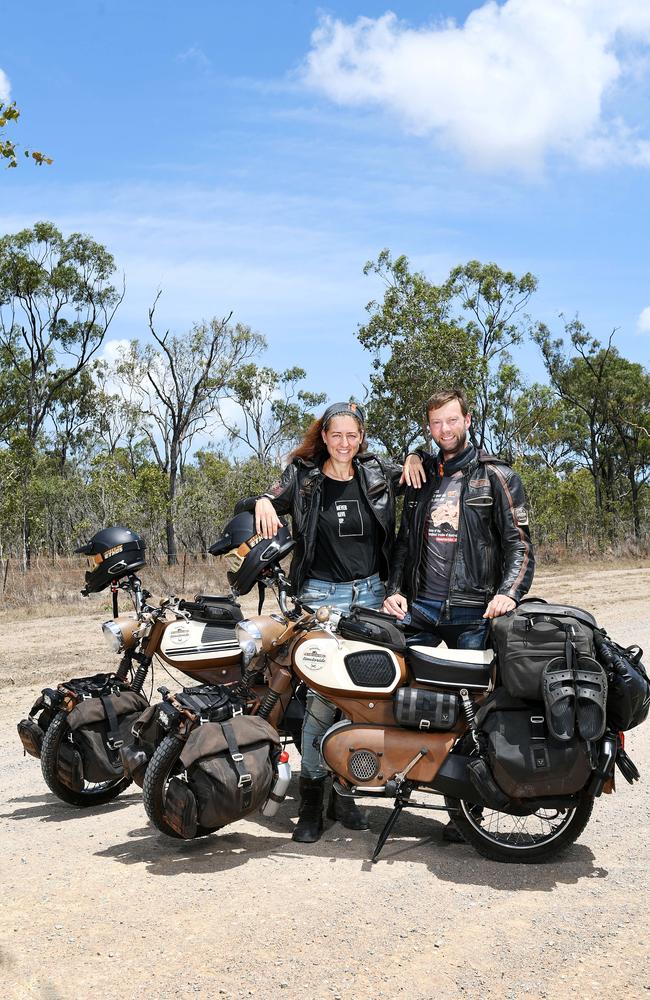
[{"xmin": 40, "ymin": 711, "xmax": 131, "ymax": 807}]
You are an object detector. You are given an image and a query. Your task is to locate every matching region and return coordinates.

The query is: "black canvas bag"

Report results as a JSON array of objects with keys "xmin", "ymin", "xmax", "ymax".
[
  {"xmin": 164, "ymin": 777, "xmax": 199, "ymax": 839},
  {"xmin": 338, "ymin": 606, "xmax": 406, "ymax": 652},
  {"xmin": 594, "ymin": 632, "xmax": 650, "ymax": 732},
  {"xmin": 67, "ymin": 690, "xmax": 149, "ymax": 783},
  {"xmin": 17, "ymin": 692, "xmax": 54, "ymax": 759},
  {"xmin": 394, "ymin": 687, "xmax": 459, "ymax": 731},
  {"xmin": 475, "ymin": 688, "xmax": 592, "ymax": 799},
  {"xmin": 491, "ymin": 598, "xmax": 597, "ymax": 700},
  {"xmin": 121, "ymin": 704, "xmax": 162, "ymax": 787},
  {"xmin": 180, "ymin": 716, "xmax": 280, "ymax": 829}
]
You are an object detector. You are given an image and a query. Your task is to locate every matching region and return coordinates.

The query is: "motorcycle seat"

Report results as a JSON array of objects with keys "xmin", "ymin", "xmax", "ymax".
[{"xmin": 407, "ymin": 645, "xmax": 494, "ymax": 690}]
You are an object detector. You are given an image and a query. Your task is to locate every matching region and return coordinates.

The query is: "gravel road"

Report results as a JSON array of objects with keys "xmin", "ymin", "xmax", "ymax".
[{"xmin": 2, "ymin": 566, "xmax": 649, "ymax": 1000}]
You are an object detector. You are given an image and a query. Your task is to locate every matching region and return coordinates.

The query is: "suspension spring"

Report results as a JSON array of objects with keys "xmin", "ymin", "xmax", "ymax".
[
  {"xmin": 115, "ymin": 654, "xmax": 132, "ymax": 682},
  {"xmin": 257, "ymin": 688, "xmax": 280, "ymax": 720},
  {"xmin": 459, "ymin": 688, "xmax": 477, "ymax": 730},
  {"xmin": 231, "ymin": 663, "xmax": 262, "ymax": 702},
  {"xmin": 131, "ymin": 662, "xmax": 150, "ymax": 694}
]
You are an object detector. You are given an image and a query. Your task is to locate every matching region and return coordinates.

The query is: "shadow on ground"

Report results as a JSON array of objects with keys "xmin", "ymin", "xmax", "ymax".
[{"xmin": 92, "ymin": 791, "xmax": 606, "ymax": 891}]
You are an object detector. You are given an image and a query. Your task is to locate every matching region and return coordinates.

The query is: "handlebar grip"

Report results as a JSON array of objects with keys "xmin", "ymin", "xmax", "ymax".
[{"xmin": 177, "ymin": 599, "xmax": 202, "ymax": 613}]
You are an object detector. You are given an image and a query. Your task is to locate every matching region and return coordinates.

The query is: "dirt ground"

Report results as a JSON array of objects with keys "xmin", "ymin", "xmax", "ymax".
[{"xmin": 2, "ymin": 565, "xmax": 649, "ymax": 1000}]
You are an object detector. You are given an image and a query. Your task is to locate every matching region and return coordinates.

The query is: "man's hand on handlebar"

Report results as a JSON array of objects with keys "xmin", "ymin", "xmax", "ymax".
[
  {"xmin": 382, "ymin": 593, "xmax": 408, "ymax": 619},
  {"xmin": 255, "ymin": 498, "xmax": 283, "ymax": 539}
]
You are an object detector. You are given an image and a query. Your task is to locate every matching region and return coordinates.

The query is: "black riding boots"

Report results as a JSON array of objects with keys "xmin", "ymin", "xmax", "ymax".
[
  {"xmin": 292, "ymin": 776, "xmax": 325, "ymax": 843},
  {"xmin": 326, "ymin": 783, "xmax": 370, "ymax": 831},
  {"xmin": 292, "ymin": 777, "xmax": 371, "ymax": 843}
]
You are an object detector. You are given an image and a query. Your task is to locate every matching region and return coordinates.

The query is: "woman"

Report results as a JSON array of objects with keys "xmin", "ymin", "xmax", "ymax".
[{"xmin": 237, "ymin": 401, "xmax": 422, "ymax": 842}]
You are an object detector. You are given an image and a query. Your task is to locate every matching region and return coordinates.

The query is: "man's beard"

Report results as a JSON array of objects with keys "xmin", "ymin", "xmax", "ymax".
[{"xmin": 433, "ymin": 428, "xmax": 468, "ymax": 458}]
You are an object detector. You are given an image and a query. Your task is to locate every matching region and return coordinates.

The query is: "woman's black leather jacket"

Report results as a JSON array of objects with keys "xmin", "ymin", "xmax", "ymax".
[
  {"xmin": 387, "ymin": 449, "xmax": 535, "ymax": 607},
  {"xmin": 235, "ymin": 454, "xmax": 402, "ymax": 596}
]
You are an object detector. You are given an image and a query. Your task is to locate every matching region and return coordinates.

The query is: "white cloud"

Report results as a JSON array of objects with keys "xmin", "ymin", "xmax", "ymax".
[
  {"xmin": 0, "ymin": 68, "xmax": 11, "ymax": 103},
  {"xmin": 176, "ymin": 47, "xmax": 211, "ymax": 71},
  {"xmin": 100, "ymin": 338, "xmax": 132, "ymax": 364},
  {"xmin": 637, "ymin": 305, "xmax": 650, "ymax": 333},
  {"xmin": 303, "ymin": 1, "xmax": 650, "ymax": 172}
]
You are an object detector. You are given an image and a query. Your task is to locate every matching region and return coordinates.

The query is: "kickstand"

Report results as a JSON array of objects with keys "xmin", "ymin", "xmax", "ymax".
[{"xmin": 371, "ymin": 787, "xmax": 412, "ymax": 863}]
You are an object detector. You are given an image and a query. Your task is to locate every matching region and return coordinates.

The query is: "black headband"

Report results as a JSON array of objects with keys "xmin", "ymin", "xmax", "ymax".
[{"xmin": 322, "ymin": 401, "xmax": 366, "ymax": 427}]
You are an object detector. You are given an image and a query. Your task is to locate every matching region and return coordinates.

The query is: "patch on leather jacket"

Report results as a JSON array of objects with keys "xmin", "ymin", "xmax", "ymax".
[
  {"xmin": 267, "ymin": 482, "xmax": 284, "ymax": 498},
  {"xmin": 514, "ymin": 505, "xmax": 529, "ymax": 525}
]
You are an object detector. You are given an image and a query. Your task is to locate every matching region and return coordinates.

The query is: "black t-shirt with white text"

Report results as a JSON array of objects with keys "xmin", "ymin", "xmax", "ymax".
[
  {"xmin": 418, "ymin": 471, "xmax": 463, "ymax": 600},
  {"xmin": 309, "ymin": 474, "xmax": 379, "ymax": 582}
]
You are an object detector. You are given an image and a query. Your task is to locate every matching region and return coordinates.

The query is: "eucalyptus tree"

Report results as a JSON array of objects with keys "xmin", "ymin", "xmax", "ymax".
[
  {"xmin": 0, "ymin": 221, "xmax": 122, "ymax": 564},
  {"xmin": 357, "ymin": 250, "xmax": 536, "ymax": 459},
  {"xmin": 357, "ymin": 249, "xmax": 483, "ymax": 459},
  {"xmin": 219, "ymin": 363, "xmax": 326, "ymax": 465},
  {"xmin": 534, "ymin": 319, "xmax": 650, "ymax": 539},
  {"xmin": 0, "ymin": 100, "xmax": 52, "ymax": 168},
  {"xmin": 116, "ymin": 294, "xmax": 264, "ymax": 564}
]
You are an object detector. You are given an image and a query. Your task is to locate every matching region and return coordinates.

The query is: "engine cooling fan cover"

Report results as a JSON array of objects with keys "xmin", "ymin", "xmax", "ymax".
[{"xmin": 348, "ymin": 749, "xmax": 380, "ymax": 781}]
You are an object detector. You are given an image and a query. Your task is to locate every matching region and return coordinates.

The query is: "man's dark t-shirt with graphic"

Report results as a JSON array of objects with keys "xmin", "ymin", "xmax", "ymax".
[{"xmin": 418, "ymin": 471, "xmax": 463, "ymax": 600}]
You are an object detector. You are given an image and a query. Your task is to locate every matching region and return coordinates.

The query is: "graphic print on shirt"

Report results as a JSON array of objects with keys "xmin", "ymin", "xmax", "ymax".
[
  {"xmin": 335, "ymin": 499, "xmax": 363, "ymax": 537},
  {"xmin": 429, "ymin": 485, "xmax": 460, "ymax": 536},
  {"xmin": 419, "ymin": 472, "xmax": 463, "ymax": 600}
]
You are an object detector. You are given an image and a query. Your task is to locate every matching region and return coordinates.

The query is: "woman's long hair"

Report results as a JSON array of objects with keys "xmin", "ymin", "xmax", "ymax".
[{"xmin": 289, "ymin": 414, "xmax": 368, "ymax": 464}]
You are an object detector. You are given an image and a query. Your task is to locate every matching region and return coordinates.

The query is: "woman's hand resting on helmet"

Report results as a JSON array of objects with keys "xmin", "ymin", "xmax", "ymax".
[{"xmin": 255, "ymin": 498, "xmax": 283, "ymax": 539}]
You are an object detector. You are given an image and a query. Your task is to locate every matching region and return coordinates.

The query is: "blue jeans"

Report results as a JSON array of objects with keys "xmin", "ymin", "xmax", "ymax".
[
  {"xmin": 404, "ymin": 597, "xmax": 490, "ymax": 651},
  {"xmin": 299, "ymin": 572, "xmax": 386, "ymax": 780}
]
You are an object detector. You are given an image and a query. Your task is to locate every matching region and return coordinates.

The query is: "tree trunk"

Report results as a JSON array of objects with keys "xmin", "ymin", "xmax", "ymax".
[
  {"xmin": 628, "ymin": 466, "xmax": 641, "ymax": 540},
  {"xmin": 166, "ymin": 515, "xmax": 177, "ymax": 566},
  {"xmin": 166, "ymin": 459, "xmax": 178, "ymax": 566}
]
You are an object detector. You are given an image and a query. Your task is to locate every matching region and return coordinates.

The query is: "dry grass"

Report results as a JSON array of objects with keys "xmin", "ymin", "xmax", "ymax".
[
  {"xmin": 0, "ymin": 555, "xmax": 233, "ymax": 620},
  {"xmin": 2, "ymin": 550, "xmax": 649, "ymax": 620}
]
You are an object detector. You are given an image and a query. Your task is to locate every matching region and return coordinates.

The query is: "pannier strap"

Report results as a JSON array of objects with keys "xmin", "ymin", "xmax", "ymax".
[
  {"xmin": 100, "ymin": 694, "xmax": 124, "ymax": 750},
  {"xmin": 29, "ymin": 694, "xmax": 46, "ymax": 717},
  {"xmin": 220, "ymin": 719, "xmax": 253, "ymax": 810}
]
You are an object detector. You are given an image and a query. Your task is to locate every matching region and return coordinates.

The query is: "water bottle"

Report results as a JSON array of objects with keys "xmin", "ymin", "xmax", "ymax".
[{"xmin": 260, "ymin": 751, "xmax": 292, "ymax": 817}]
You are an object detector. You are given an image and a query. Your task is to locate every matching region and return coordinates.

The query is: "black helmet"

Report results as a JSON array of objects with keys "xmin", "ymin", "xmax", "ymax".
[
  {"xmin": 209, "ymin": 511, "xmax": 294, "ymax": 596},
  {"xmin": 75, "ymin": 526, "xmax": 146, "ymax": 594}
]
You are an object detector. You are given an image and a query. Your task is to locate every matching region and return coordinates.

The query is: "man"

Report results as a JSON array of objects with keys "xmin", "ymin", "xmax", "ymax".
[{"xmin": 384, "ymin": 388, "xmax": 535, "ymax": 650}]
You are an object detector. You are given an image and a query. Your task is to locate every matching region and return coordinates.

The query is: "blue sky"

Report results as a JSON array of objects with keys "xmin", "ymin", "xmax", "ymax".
[{"xmin": 1, "ymin": 0, "xmax": 649, "ymax": 432}]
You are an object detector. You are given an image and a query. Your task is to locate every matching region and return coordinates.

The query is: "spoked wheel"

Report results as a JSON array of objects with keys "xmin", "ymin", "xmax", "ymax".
[
  {"xmin": 41, "ymin": 711, "xmax": 131, "ymax": 807},
  {"xmin": 142, "ymin": 734, "xmax": 217, "ymax": 839},
  {"xmin": 444, "ymin": 792, "xmax": 594, "ymax": 863}
]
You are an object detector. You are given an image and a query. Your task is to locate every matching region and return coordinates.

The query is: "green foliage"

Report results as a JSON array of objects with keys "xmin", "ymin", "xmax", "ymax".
[
  {"xmin": 221, "ymin": 362, "xmax": 327, "ymax": 463},
  {"xmin": 357, "ymin": 250, "xmax": 536, "ymax": 458},
  {"xmin": 115, "ymin": 295, "xmax": 266, "ymax": 564},
  {"xmin": 0, "ymin": 222, "xmax": 122, "ymax": 445},
  {"xmin": 0, "ymin": 101, "xmax": 52, "ymax": 169},
  {"xmin": 534, "ymin": 319, "xmax": 650, "ymax": 538},
  {"xmin": 0, "ymin": 225, "xmax": 647, "ymax": 567},
  {"xmin": 358, "ymin": 249, "xmax": 483, "ymax": 458}
]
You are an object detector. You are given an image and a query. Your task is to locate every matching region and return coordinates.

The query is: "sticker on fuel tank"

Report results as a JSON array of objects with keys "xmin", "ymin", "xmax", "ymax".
[
  {"xmin": 301, "ymin": 646, "xmax": 327, "ymax": 670},
  {"xmin": 168, "ymin": 625, "xmax": 191, "ymax": 645}
]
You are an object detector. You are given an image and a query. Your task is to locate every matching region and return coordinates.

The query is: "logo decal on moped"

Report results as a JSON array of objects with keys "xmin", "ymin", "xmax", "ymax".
[
  {"xmin": 168, "ymin": 625, "xmax": 191, "ymax": 645},
  {"xmin": 301, "ymin": 646, "xmax": 327, "ymax": 670}
]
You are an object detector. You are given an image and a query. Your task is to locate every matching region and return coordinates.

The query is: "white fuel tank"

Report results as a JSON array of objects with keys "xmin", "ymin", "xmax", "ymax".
[
  {"xmin": 157, "ymin": 618, "xmax": 242, "ymax": 684},
  {"xmin": 294, "ymin": 632, "xmax": 404, "ymax": 698}
]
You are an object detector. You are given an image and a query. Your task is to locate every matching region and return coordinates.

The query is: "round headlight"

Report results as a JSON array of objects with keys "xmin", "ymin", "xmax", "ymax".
[
  {"xmin": 235, "ymin": 620, "xmax": 263, "ymax": 654},
  {"xmin": 102, "ymin": 620, "xmax": 125, "ymax": 653},
  {"xmin": 235, "ymin": 620, "xmax": 263, "ymax": 667}
]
